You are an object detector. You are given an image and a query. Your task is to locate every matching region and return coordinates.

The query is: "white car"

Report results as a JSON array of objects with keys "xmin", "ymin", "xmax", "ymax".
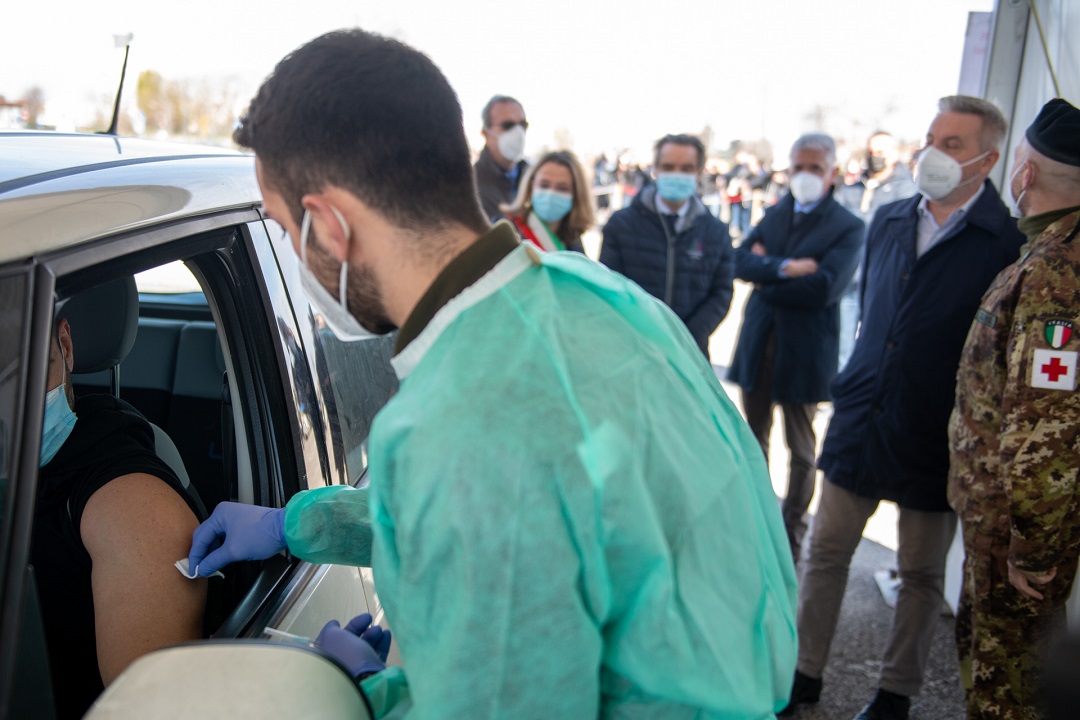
[{"xmin": 0, "ymin": 131, "xmax": 400, "ymax": 719}]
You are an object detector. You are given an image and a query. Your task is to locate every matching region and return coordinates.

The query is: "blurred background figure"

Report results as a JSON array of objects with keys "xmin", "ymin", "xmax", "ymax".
[
  {"xmin": 724, "ymin": 151, "xmax": 755, "ymax": 239},
  {"xmin": 618, "ymin": 157, "xmax": 651, "ymax": 209},
  {"xmin": 834, "ymin": 131, "xmax": 917, "ymax": 369},
  {"xmin": 474, "ymin": 94, "xmax": 529, "ymax": 221},
  {"xmin": 501, "ymin": 150, "xmax": 595, "ymax": 254}
]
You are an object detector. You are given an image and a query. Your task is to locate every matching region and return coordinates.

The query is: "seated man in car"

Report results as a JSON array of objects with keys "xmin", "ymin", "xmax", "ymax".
[{"xmin": 32, "ymin": 316, "xmax": 207, "ymax": 720}]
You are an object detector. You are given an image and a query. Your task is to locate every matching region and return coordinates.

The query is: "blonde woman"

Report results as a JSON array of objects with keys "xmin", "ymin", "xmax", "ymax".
[{"xmin": 500, "ymin": 150, "xmax": 595, "ymax": 253}]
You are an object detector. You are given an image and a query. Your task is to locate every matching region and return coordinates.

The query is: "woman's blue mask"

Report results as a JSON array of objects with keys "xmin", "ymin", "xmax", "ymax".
[
  {"xmin": 531, "ymin": 189, "xmax": 573, "ymax": 224},
  {"xmin": 41, "ymin": 384, "xmax": 77, "ymax": 467}
]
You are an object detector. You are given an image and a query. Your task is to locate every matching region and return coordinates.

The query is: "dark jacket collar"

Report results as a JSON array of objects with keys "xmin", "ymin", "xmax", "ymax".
[
  {"xmin": 881, "ymin": 179, "xmax": 1009, "ymax": 231},
  {"xmin": 632, "ymin": 184, "xmax": 709, "ymax": 233},
  {"xmin": 475, "ymin": 147, "xmax": 526, "ymax": 180},
  {"xmin": 394, "ymin": 221, "xmax": 520, "ymax": 354}
]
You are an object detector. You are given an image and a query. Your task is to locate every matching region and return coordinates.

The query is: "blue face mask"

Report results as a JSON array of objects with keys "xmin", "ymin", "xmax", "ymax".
[
  {"xmin": 655, "ymin": 172, "xmax": 698, "ymax": 202},
  {"xmin": 41, "ymin": 384, "xmax": 77, "ymax": 467},
  {"xmin": 531, "ymin": 189, "xmax": 573, "ymax": 224}
]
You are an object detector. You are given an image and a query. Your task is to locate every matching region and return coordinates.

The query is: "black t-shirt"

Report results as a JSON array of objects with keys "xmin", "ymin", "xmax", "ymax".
[{"xmin": 30, "ymin": 394, "xmax": 202, "ymax": 720}]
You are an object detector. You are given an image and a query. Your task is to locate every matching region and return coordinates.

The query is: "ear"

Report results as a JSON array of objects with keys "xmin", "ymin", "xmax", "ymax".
[
  {"xmin": 57, "ymin": 318, "xmax": 74, "ymax": 373},
  {"xmin": 983, "ymin": 150, "xmax": 1001, "ymax": 175},
  {"xmin": 300, "ymin": 195, "xmax": 350, "ymax": 263},
  {"xmin": 1022, "ymin": 161, "xmax": 1038, "ymax": 190}
]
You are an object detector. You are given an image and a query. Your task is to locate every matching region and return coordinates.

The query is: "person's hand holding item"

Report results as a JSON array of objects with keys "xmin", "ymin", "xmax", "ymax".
[
  {"xmin": 316, "ymin": 613, "xmax": 391, "ymax": 679},
  {"xmin": 783, "ymin": 258, "xmax": 819, "ymax": 278},
  {"xmin": 187, "ymin": 502, "xmax": 287, "ymax": 577}
]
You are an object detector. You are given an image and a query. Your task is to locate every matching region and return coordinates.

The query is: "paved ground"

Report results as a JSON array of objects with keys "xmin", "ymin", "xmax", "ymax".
[
  {"xmin": 727, "ymin": 390, "xmax": 966, "ymax": 719},
  {"xmin": 711, "ymin": 284, "xmax": 966, "ymax": 719},
  {"xmin": 786, "ymin": 532, "xmax": 965, "ymax": 719}
]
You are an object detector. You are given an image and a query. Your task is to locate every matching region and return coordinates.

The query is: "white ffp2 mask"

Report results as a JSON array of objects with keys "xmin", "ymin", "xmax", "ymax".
[
  {"xmin": 915, "ymin": 146, "xmax": 990, "ymax": 201},
  {"xmin": 497, "ymin": 125, "xmax": 526, "ymax": 163},
  {"xmin": 789, "ymin": 172, "xmax": 825, "ymax": 205}
]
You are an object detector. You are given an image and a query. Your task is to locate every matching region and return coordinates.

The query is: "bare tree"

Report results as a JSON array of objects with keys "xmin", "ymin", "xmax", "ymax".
[
  {"xmin": 22, "ymin": 86, "xmax": 45, "ymax": 129},
  {"xmin": 137, "ymin": 70, "xmax": 167, "ymax": 133}
]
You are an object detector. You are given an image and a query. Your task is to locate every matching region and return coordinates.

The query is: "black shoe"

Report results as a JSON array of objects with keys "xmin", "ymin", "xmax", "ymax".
[
  {"xmin": 852, "ymin": 689, "xmax": 910, "ymax": 720},
  {"xmin": 777, "ymin": 670, "xmax": 822, "ymax": 717}
]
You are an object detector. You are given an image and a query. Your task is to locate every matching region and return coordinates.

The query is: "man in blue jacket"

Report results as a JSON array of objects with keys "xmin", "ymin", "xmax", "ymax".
[
  {"xmin": 782, "ymin": 96, "xmax": 1024, "ymax": 720},
  {"xmin": 600, "ymin": 134, "xmax": 734, "ymax": 360},
  {"xmin": 728, "ymin": 132, "xmax": 864, "ymax": 563}
]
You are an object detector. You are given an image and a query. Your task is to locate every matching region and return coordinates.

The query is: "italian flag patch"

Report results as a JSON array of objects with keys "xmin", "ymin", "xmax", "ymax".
[{"xmin": 1045, "ymin": 319, "xmax": 1073, "ymax": 349}]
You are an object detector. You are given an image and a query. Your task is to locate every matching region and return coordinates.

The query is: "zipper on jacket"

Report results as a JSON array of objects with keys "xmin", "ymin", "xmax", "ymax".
[{"xmin": 658, "ymin": 212, "xmax": 677, "ymax": 306}]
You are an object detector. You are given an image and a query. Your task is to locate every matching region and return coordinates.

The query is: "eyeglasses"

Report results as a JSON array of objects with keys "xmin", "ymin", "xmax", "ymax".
[{"xmin": 497, "ymin": 119, "xmax": 528, "ymax": 132}]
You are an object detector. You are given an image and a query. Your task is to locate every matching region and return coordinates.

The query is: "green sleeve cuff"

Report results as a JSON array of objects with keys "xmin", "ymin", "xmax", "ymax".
[
  {"xmin": 283, "ymin": 485, "xmax": 374, "ymax": 566},
  {"xmin": 360, "ymin": 666, "xmax": 412, "ymax": 719}
]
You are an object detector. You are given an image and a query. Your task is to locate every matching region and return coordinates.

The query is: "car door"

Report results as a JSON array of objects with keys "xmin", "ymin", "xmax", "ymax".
[
  {"xmin": 247, "ymin": 217, "xmax": 398, "ymax": 659},
  {"xmin": 0, "ymin": 210, "xmax": 380, "ymax": 717}
]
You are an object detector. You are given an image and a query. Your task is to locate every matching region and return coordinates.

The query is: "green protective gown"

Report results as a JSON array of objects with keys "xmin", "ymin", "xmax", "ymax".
[{"xmin": 284, "ymin": 245, "xmax": 797, "ymax": 719}]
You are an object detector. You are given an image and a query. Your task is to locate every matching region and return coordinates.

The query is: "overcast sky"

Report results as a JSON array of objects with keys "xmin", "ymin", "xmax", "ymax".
[{"xmin": 5, "ymin": 0, "xmax": 993, "ymax": 160}]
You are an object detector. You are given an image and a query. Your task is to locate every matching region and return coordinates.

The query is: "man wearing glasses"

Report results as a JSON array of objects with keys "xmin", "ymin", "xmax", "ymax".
[{"xmin": 475, "ymin": 95, "xmax": 529, "ymax": 220}]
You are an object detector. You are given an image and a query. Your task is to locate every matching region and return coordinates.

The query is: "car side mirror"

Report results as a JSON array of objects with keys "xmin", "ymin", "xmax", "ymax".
[{"xmin": 84, "ymin": 640, "xmax": 372, "ymax": 719}]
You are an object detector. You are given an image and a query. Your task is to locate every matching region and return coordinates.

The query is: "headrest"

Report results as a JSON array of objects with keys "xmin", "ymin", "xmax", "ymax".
[{"xmin": 59, "ymin": 276, "xmax": 139, "ymax": 373}]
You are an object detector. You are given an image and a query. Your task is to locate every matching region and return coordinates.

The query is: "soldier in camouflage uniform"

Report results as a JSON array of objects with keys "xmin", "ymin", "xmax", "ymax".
[{"xmin": 949, "ymin": 98, "xmax": 1080, "ymax": 720}]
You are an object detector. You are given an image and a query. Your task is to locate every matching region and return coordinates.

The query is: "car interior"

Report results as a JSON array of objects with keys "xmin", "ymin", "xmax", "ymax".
[
  {"xmin": 15, "ymin": 226, "xmax": 300, "ymax": 718},
  {"xmin": 13, "ymin": 216, "xmax": 402, "ymax": 718}
]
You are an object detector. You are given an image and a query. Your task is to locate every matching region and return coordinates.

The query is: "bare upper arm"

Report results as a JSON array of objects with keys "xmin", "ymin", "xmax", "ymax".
[{"xmin": 81, "ymin": 473, "xmax": 207, "ymax": 686}]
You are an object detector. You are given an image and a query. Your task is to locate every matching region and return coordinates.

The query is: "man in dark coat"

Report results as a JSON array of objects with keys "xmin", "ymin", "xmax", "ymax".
[
  {"xmin": 782, "ymin": 96, "xmax": 1024, "ymax": 720},
  {"xmin": 728, "ymin": 132, "xmax": 863, "ymax": 562},
  {"xmin": 600, "ymin": 134, "xmax": 734, "ymax": 360},
  {"xmin": 473, "ymin": 95, "xmax": 529, "ymax": 220}
]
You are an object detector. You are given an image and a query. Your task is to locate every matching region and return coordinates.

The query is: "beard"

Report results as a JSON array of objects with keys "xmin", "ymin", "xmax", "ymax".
[{"xmin": 305, "ymin": 229, "xmax": 396, "ymax": 335}]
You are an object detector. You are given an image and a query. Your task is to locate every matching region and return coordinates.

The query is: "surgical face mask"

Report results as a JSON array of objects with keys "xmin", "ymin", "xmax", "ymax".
[
  {"xmin": 915, "ymin": 146, "xmax": 991, "ymax": 201},
  {"xmin": 867, "ymin": 155, "xmax": 887, "ymax": 175},
  {"xmin": 497, "ymin": 125, "xmax": 526, "ymax": 164},
  {"xmin": 789, "ymin": 172, "xmax": 825, "ymax": 205},
  {"xmin": 655, "ymin": 173, "xmax": 697, "ymax": 203},
  {"xmin": 298, "ymin": 209, "xmax": 392, "ymax": 342},
  {"xmin": 1009, "ymin": 161, "xmax": 1030, "ymax": 217},
  {"xmin": 531, "ymin": 189, "xmax": 573, "ymax": 223},
  {"xmin": 41, "ymin": 384, "xmax": 76, "ymax": 467}
]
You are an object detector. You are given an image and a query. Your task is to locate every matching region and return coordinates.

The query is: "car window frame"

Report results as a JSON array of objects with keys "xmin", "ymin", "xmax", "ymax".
[{"xmin": 0, "ymin": 264, "xmax": 51, "ymax": 714}]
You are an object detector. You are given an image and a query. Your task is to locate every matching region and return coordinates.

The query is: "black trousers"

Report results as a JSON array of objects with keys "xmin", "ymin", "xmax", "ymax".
[{"xmin": 739, "ymin": 332, "xmax": 818, "ymax": 559}]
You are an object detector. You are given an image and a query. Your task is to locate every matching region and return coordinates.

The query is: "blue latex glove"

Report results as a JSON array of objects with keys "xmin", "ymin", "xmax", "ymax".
[
  {"xmin": 187, "ymin": 502, "xmax": 287, "ymax": 577},
  {"xmin": 315, "ymin": 613, "xmax": 391, "ymax": 679}
]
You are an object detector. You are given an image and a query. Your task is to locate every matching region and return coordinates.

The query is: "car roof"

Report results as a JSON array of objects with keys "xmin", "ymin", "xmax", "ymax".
[{"xmin": 0, "ymin": 132, "xmax": 263, "ymax": 265}]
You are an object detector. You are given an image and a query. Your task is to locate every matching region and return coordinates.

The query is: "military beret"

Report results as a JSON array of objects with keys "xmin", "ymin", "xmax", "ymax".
[{"xmin": 1026, "ymin": 98, "xmax": 1080, "ymax": 167}]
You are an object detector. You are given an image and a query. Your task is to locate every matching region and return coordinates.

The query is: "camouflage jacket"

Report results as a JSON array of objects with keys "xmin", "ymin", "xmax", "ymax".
[{"xmin": 948, "ymin": 209, "xmax": 1080, "ymax": 574}]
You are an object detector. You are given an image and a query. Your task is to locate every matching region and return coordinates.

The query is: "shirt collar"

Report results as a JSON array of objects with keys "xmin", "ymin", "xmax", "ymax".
[
  {"xmin": 917, "ymin": 183, "xmax": 986, "ymax": 230},
  {"xmin": 794, "ymin": 195, "xmax": 825, "ymax": 214},
  {"xmin": 394, "ymin": 221, "xmax": 520, "ymax": 355},
  {"xmin": 655, "ymin": 193, "xmax": 692, "ymax": 220}
]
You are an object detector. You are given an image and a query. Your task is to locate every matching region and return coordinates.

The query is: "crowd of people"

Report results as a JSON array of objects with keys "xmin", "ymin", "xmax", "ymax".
[
  {"xmin": 435, "ymin": 87, "xmax": 1080, "ymax": 720},
  {"xmin": 35, "ymin": 26, "xmax": 1080, "ymax": 720}
]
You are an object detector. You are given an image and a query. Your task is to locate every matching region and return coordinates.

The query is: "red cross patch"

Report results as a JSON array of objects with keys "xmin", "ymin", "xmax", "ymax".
[{"xmin": 1031, "ymin": 349, "xmax": 1078, "ymax": 390}]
